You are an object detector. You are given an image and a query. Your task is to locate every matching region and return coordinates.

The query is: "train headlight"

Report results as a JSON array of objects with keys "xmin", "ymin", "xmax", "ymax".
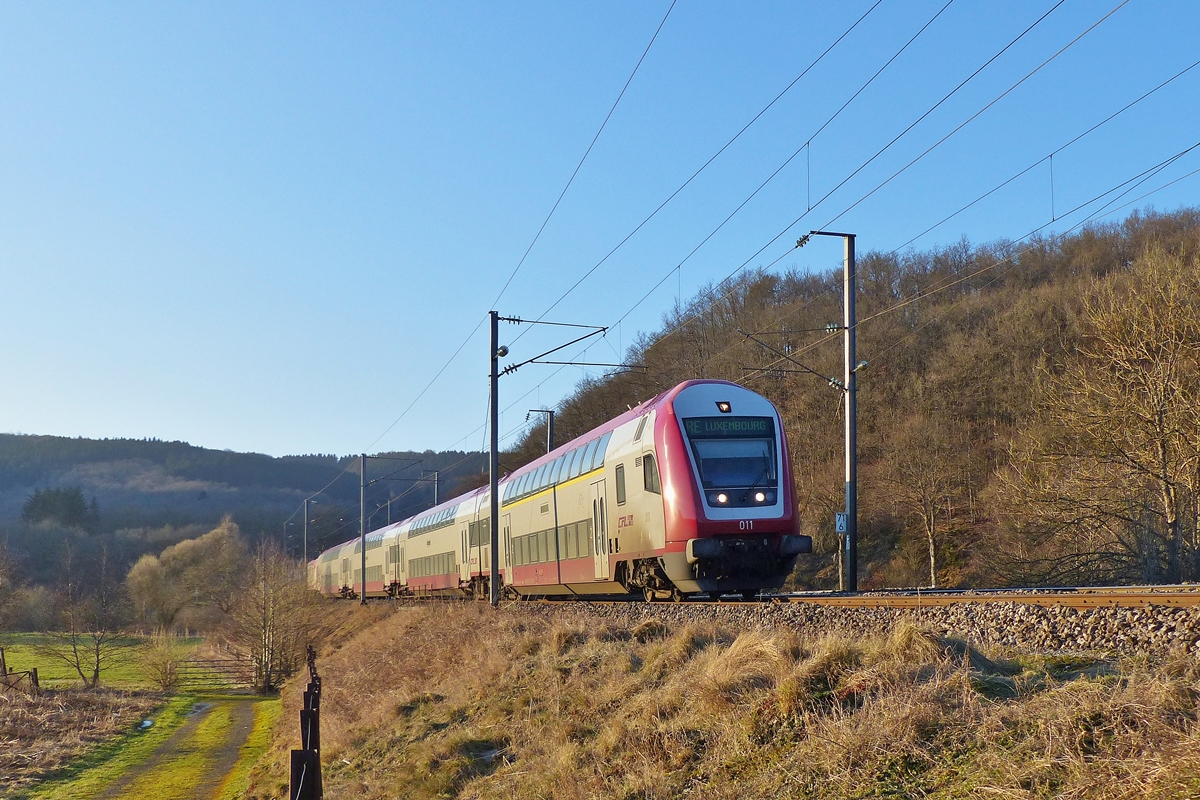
[
  {"xmin": 716, "ymin": 493, "xmax": 728, "ymax": 504},
  {"xmin": 754, "ymin": 491, "xmax": 766, "ymax": 502}
]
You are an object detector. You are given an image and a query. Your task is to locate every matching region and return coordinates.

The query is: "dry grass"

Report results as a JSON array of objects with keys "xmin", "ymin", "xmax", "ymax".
[
  {"xmin": 248, "ymin": 606, "xmax": 1200, "ymax": 800},
  {"xmin": 0, "ymin": 688, "xmax": 159, "ymax": 792}
]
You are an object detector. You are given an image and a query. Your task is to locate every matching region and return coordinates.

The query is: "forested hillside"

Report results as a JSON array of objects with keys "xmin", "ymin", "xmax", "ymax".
[
  {"xmin": 505, "ymin": 208, "xmax": 1200, "ymax": 590},
  {"xmin": 0, "ymin": 434, "xmax": 485, "ymax": 623},
  {"xmin": 0, "ymin": 434, "xmax": 484, "ymax": 528}
]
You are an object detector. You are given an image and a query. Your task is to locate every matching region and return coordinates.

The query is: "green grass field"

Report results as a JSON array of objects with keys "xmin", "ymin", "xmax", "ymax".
[{"xmin": 0, "ymin": 633, "xmax": 205, "ymax": 690}]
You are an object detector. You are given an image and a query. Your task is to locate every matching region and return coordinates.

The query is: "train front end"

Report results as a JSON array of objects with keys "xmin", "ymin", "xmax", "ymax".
[{"xmin": 655, "ymin": 380, "xmax": 810, "ymax": 596}]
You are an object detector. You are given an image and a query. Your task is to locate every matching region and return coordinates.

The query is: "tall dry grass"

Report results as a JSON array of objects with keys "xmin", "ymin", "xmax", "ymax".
[
  {"xmin": 247, "ymin": 606, "xmax": 1200, "ymax": 800},
  {"xmin": 0, "ymin": 688, "xmax": 158, "ymax": 792}
]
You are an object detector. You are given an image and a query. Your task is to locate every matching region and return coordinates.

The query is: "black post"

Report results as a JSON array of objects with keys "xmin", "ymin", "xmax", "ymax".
[{"xmin": 290, "ymin": 645, "xmax": 322, "ymax": 799}]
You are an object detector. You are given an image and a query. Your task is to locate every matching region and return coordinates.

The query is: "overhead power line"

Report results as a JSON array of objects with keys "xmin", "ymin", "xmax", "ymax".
[
  {"xmin": 892, "ymin": 54, "xmax": 1200, "ymax": 251},
  {"xmin": 510, "ymin": 0, "xmax": 887, "ymax": 345},
  {"xmin": 617, "ymin": 0, "xmax": 1112, "ymax": 362},
  {"xmin": 490, "ymin": 0, "xmax": 678, "ymax": 309},
  {"xmin": 742, "ymin": 139, "xmax": 1200, "ymax": 381},
  {"xmin": 817, "ymin": 0, "xmax": 1132, "ymax": 231},
  {"xmin": 608, "ymin": 0, "xmax": 958, "ymax": 333},
  {"xmin": 359, "ymin": 3, "xmax": 678, "ymax": 458}
]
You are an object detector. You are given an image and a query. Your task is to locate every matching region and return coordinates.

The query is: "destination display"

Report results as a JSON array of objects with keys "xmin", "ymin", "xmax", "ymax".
[{"xmin": 682, "ymin": 416, "xmax": 773, "ymax": 438}]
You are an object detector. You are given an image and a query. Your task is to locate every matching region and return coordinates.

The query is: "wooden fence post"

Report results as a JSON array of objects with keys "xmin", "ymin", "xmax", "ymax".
[{"xmin": 290, "ymin": 645, "xmax": 322, "ymax": 800}]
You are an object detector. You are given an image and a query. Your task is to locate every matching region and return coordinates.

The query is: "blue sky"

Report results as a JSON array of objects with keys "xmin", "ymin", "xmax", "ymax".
[{"xmin": 1, "ymin": 1, "xmax": 1197, "ymax": 457}]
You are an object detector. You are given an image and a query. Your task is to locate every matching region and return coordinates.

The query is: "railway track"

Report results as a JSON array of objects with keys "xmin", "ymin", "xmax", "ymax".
[
  {"xmin": 394, "ymin": 584, "xmax": 1200, "ymax": 610},
  {"xmin": 746, "ymin": 584, "xmax": 1200, "ymax": 610}
]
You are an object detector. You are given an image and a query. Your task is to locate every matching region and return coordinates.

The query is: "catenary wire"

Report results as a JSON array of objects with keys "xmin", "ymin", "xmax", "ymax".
[
  {"xmin": 608, "ymin": 0, "xmax": 957, "ymax": 333},
  {"xmin": 743, "ymin": 139, "xmax": 1200, "ymax": 381},
  {"xmin": 345, "ymin": 0, "xmax": 888, "ymax": 469}
]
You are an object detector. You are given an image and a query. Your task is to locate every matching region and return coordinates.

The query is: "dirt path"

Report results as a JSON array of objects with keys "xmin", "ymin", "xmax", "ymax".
[{"xmin": 90, "ymin": 697, "xmax": 259, "ymax": 800}]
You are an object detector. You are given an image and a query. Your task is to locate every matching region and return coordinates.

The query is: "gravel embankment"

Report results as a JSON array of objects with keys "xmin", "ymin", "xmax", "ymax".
[{"xmin": 533, "ymin": 600, "xmax": 1200, "ymax": 656}]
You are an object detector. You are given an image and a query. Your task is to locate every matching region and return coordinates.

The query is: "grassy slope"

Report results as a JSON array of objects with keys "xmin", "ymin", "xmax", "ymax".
[{"xmin": 251, "ymin": 603, "xmax": 1200, "ymax": 800}]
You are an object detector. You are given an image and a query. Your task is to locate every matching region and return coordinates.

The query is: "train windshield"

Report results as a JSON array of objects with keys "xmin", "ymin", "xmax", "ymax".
[{"xmin": 682, "ymin": 416, "xmax": 777, "ymax": 490}]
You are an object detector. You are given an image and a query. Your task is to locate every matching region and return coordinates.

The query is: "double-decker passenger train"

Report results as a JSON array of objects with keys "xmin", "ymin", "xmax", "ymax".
[{"xmin": 309, "ymin": 380, "xmax": 810, "ymax": 601}]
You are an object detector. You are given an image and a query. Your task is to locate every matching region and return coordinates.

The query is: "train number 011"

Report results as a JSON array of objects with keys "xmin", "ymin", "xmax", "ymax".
[{"xmin": 738, "ymin": 520, "xmax": 754, "ymax": 531}]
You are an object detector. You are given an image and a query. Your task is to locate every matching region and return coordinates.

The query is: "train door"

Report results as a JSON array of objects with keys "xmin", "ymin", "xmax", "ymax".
[
  {"xmin": 502, "ymin": 514, "xmax": 511, "ymax": 577},
  {"xmin": 591, "ymin": 480, "xmax": 608, "ymax": 580},
  {"xmin": 462, "ymin": 528, "xmax": 469, "ymax": 580}
]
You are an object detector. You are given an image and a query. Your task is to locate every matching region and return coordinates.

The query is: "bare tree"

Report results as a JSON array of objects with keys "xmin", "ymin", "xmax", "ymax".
[
  {"xmin": 885, "ymin": 413, "xmax": 965, "ymax": 588},
  {"xmin": 224, "ymin": 541, "xmax": 316, "ymax": 692},
  {"xmin": 36, "ymin": 544, "xmax": 128, "ymax": 689}
]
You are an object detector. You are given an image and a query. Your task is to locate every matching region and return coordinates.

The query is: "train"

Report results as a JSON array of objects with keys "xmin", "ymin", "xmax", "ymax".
[{"xmin": 309, "ymin": 380, "xmax": 811, "ymax": 601}]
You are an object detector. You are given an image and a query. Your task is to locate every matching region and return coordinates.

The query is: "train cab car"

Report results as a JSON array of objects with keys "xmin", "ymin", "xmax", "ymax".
[{"xmin": 647, "ymin": 380, "xmax": 810, "ymax": 598}]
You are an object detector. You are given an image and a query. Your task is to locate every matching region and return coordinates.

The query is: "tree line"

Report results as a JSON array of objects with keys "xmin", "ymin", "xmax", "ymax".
[{"xmin": 0, "ymin": 516, "xmax": 319, "ymax": 692}]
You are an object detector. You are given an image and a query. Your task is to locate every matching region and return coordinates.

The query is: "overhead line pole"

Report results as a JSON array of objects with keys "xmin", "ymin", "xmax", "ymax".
[
  {"xmin": 843, "ymin": 233, "xmax": 858, "ymax": 594},
  {"xmin": 489, "ymin": 311, "xmax": 503, "ymax": 607},
  {"xmin": 487, "ymin": 313, "xmax": 612, "ymax": 608},
  {"xmin": 530, "ymin": 409, "xmax": 555, "ymax": 454},
  {"xmin": 359, "ymin": 453, "xmax": 367, "ymax": 606},
  {"xmin": 807, "ymin": 230, "xmax": 859, "ymax": 593}
]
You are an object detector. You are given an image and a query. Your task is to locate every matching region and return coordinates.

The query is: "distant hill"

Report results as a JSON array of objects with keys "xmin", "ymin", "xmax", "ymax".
[{"xmin": 0, "ymin": 433, "xmax": 486, "ymax": 535}]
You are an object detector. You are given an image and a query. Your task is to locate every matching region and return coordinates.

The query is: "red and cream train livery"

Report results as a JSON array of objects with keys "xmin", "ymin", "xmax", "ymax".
[{"xmin": 310, "ymin": 380, "xmax": 811, "ymax": 601}]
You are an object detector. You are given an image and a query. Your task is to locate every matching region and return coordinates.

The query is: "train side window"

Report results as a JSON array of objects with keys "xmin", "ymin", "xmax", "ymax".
[
  {"xmin": 634, "ymin": 415, "xmax": 647, "ymax": 441},
  {"xmin": 643, "ymin": 453, "xmax": 661, "ymax": 494},
  {"xmin": 594, "ymin": 432, "xmax": 612, "ymax": 469},
  {"xmin": 565, "ymin": 448, "xmax": 580, "ymax": 480},
  {"xmin": 615, "ymin": 464, "xmax": 626, "ymax": 505},
  {"xmin": 552, "ymin": 455, "xmax": 567, "ymax": 484}
]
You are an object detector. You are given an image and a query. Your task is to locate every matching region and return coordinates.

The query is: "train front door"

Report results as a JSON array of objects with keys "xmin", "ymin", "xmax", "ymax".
[{"xmin": 591, "ymin": 480, "xmax": 608, "ymax": 580}]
